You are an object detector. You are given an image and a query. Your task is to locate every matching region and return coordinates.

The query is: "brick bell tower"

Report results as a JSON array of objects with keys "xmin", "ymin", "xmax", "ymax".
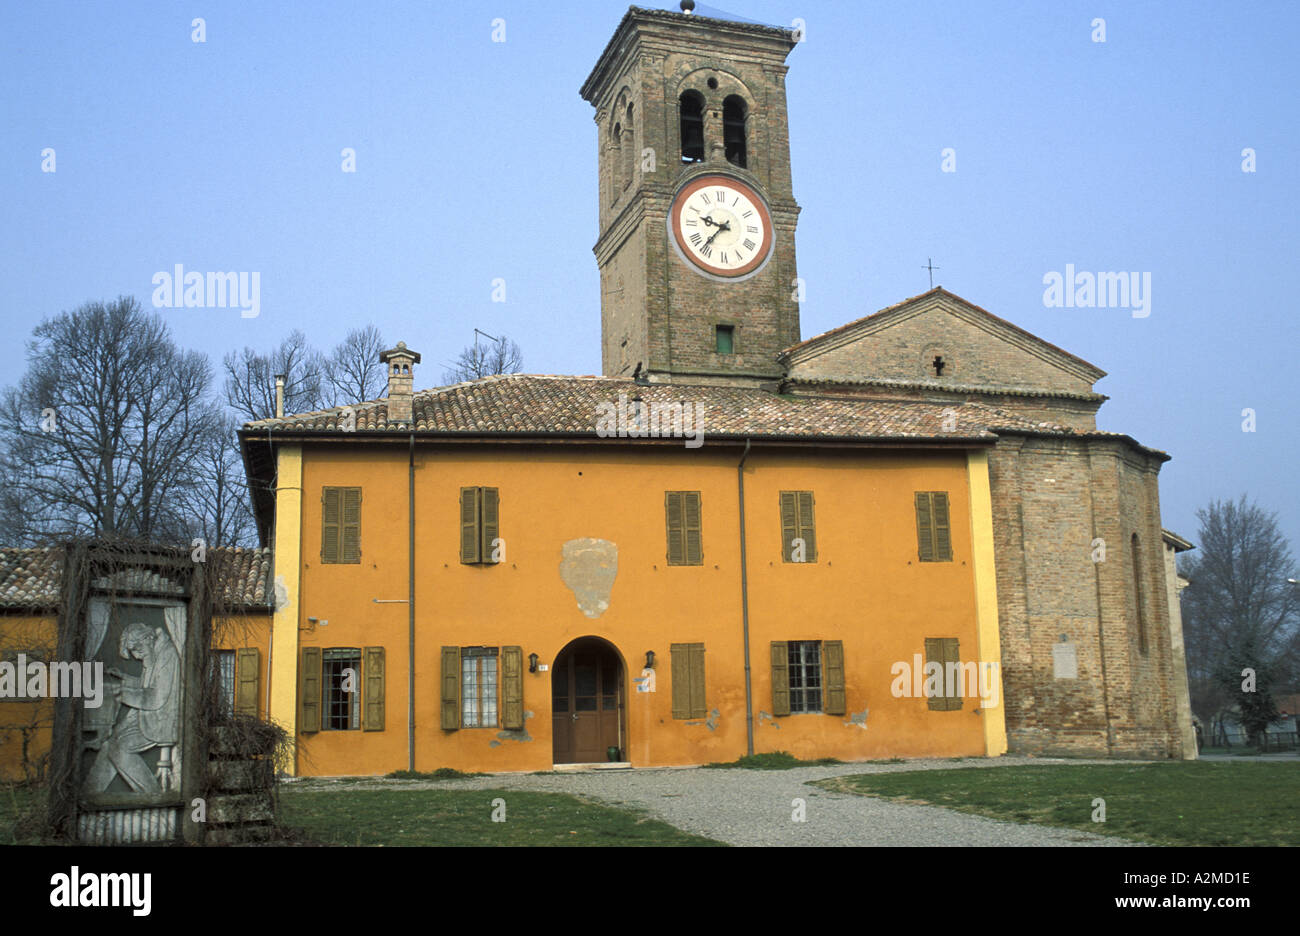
[{"xmin": 580, "ymin": 4, "xmax": 802, "ymax": 386}]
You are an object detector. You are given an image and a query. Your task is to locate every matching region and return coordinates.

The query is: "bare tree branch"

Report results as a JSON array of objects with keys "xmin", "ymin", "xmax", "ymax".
[{"xmin": 440, "ymin": 334, "xmax": 523, "ymax": 385}]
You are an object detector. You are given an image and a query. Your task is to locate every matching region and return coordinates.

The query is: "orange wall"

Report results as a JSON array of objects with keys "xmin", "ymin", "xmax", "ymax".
[
  {"xmin": 0, "ymin": 614, "xmax": 58, "ymax": 782},
  {"xmin": 290, "ymin": 443, "xmax": 992, "ymax": 775}
]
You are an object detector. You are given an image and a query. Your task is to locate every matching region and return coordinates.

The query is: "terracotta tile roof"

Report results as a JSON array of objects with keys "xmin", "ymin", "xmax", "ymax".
[
  {"xmin": 242, "ymin": 373, "xmax": 1016, "ymax": 441},
  {"xmin": 784, "ymin": 375, "xmax": 1107, "ymax": 402},
  {"xmin": 0, "ymin": 547, "xmax": 273, "ymax": 612},
  {"xmin": 0, "ymin": 548, "xmax": 63, "ymax": 610},
  {"xmin": 779, "ymin": 286, "xmax": 1105, "ymax": 379},
  {"xmin": 207, "ymin": 547, "xmax": 274, "ymax": 610}
]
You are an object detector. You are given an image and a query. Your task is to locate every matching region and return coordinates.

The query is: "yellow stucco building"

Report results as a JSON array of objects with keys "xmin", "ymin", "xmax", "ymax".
[{"xmin": 232, "ymin": 372, "xmax": 1010, "ymax": 775}]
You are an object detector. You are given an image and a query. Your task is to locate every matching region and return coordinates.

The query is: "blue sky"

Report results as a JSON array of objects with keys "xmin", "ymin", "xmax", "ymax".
[{"xmin": 1, "ymin": 0, "xmax": 1296, "ymax": 552}]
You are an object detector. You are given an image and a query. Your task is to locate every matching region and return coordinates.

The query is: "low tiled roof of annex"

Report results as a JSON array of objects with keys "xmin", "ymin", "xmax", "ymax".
[{"xmin": 0, "ymin": 547, "xmax": 273, "ymax": 612}]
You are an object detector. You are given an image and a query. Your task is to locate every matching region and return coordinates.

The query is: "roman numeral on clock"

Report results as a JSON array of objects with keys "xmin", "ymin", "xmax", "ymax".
[
  {"xmin": 719, "ymin": 251, "xmax": 729, "ymax": 263},
  {"xmin": 716, "ymin": 190, "xmax": 727, "ymax": 202},
  {"xmin": 743, "ymin": 238, "xmax": 756, "ymax": 251},
  {"xmin": 699, "ymin": 193, "xmax": 711, "ymax": 204},
  {"xmin": 684, "ymin": 218, "xmax": 697, "ymax": 226},
  {"xmin": 689, "ymin": 232, "xmax": 702, "ymax": 246},
  {"xmin": 742, "ymin": 210, "xmax": 753, "ymax": 218},
  {"xmin": 746, "ymin": 225, "xmax": 758, "ymax": 233},
  {"xmin": 700, "ymin": 244, "xmax": 713, "ymax": 258}
]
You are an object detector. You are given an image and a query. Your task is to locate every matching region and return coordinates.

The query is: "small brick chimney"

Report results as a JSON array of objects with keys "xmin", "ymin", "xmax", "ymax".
[{"xmin": 379, "ymin": 341, "xmax": 420, "ymax": 424}]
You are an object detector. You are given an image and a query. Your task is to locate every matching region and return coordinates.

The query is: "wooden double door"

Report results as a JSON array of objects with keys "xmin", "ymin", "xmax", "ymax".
[{"xmin": 551, "ymin": 638, "xmax": 624, "ymax": 764}]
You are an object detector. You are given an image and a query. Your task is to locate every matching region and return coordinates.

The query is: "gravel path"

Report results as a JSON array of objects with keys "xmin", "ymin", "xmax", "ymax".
[{"xmin": 286, "ymin": 755, "xmax": 1142, "ymax": 847}]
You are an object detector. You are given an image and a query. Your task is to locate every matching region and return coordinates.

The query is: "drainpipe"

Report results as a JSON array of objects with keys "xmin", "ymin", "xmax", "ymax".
[
  {"xmin": 737, "ymin": 438, "xmax": 755, "ymax": 756},
  {"xmin": 408, "ymin": 431, "xmax": 416, "ymax": 772}
]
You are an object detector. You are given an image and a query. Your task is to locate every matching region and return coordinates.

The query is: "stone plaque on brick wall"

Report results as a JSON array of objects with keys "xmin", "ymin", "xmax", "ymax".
[{"xmin": 1052, "ymin": 642, "xmax": 1078, "ymax": 680}]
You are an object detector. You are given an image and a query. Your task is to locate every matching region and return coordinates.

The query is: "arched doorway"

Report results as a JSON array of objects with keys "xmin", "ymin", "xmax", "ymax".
[{"xmin": 551, "ymin": 637, "xmax": 626, "ymax": 764}]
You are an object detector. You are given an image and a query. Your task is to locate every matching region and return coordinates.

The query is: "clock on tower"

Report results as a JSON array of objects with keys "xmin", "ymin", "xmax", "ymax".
[{"xmin": 580, "ymin": 5, "xmax": 802, "ymax": 386}]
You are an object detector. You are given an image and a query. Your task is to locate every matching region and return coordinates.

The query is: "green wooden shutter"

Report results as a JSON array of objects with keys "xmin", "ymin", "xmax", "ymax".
[
  {"xmin": 770, "ymin": 641, "xmax": 790, "ymax": 716},
  {"xmin": 932, "ymin": 492, "xmax": 951, "ymax": 561},
  {"xmin": 363, "ymin": 646, "xmax": 385, "ymax": 731},
  {"xmin": 665, "ymin": 492, "xmax": 685, "ymax": 565},
  {"xmin": 823, "ymin": 640, "xmax": 845, "ymax": 715},
  {"xmin": 459, "ymin": 487, "xmax": 480, "ymax": 563},
  {"xmin": 235, "ymin": 647, "xmax": 260, "ymax": 716},
  {"xmin": 944, "ymin": 638, "xmax": 962, "ymax": 711},
  {"xmin": 916, "ymin": 493, "xmax": 934, "ymax": 562},
  {"xmin": 684, "ymin": 492, "xmax": 703, "ymax": 565},
  {"xmin": 441, "ymin": 646, "xmax": 460, "ymax": 729},
  {"xmin": 321, "ymin": 488, "xmax": 341, "ymax": 562},
  {"xmin": 342, "ymin": 487, "xmax": 361, "ymax": 562},
  {"xmin": 797, "ymin": 491, "xmax": 816, "ymax": 561},
  {"xmin": 688, "ymin": 643, "xmax": 706, "ymax": 718},
  {"xmin": 779, "ymin": 492, "xmax": 798, "ymax": 562},
  {"xmin": 502, "ymin": 645, "xmax": 523, "ymax": 729},
  {"xmin": 481, "ymin": 487, "xmax": 500, "ymax": 562},
  {"xmin": 671, "ymin": 643, "xmax": 707, "ymax": 718},
  {"xmin": 671, "ymin": 643, "xmax": 689, "ymax": 718},
  {"xmin": 300, "ymin": 647, "xmax": 322, "ymax": 732},
  {"xmin": 924, "ymin": 638, "xmax": 943, "ymax": 711},
  {"xmin": 924, "ymin": 638, "xmax": 963, "ymax": 711}
]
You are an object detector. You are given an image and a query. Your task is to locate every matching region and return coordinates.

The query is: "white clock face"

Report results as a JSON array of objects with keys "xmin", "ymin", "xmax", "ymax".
[{"xmin": 671, "ymin": 175, "xmax": 773, "ymax": 278}]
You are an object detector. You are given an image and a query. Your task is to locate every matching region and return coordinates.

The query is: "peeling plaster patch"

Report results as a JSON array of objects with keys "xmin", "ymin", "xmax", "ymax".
[
  {"xmin": 705, "ymin": 708, "xmax": 720, "ymax": 731},
  {"xmin": 844, "ymin": 708, "xmax": 869, "ymax": 730},
  {"xmin": 560, "ymin": 538, "xmax": 618, "ymax": 618},
  {"xmin": 495, "ymin": 710, "xmax": 535, "ymax": 744},
  {"xmin": 758, "ymin": 710, "xmax": 780, "ymax": 729},
  {"xmin": 685, "ymin": 721, "xmax": 702, "ymax": 727}
]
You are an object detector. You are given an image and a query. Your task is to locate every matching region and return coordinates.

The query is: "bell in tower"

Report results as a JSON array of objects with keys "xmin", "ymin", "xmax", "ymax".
[{"xmin": 581, "ymin": 4, "xmax": 803, "ymax": 387}]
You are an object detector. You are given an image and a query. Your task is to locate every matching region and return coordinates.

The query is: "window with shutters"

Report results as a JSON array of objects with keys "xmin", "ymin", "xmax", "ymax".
[
  {"xmin": 665, "ymin": 491, "xmax": 703, "ymax": 565},
  {"xmin": 461, "ymin": 646, "xmax": 499, "ymax": 728},
  {"xmin": 459, "ymin": 486, "xmax": 502, "ymax": 564},
  {"xmin": 924, "ymin": 637, "xmax": 962, "ymax": 711},
  {"xmin": 322, "ymin": 649, "xmax": 361, "ymax": 730},
  {"xmin": 321, "ymin": 486, "xmax": 361, "ymax": 563},
  {"xmin": 441, "ymin": 645, "xmax": 524, "ymax": 731},
  {"xmin": 914, "ymin": 491, "xmax": 953, "ymax": 562},
  {"xmin": 670, "ymin": 643, "xmax": 706, "ymax": 719},
  {"xmin": 779, "ymin": 491, "xmax": 817, "ymax": 562}
]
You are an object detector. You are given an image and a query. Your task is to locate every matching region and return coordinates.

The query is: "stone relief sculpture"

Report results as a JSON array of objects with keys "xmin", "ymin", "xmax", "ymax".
[{"xmin": 83, "ymin": 617, "xmax": 182, "ymax": 794}]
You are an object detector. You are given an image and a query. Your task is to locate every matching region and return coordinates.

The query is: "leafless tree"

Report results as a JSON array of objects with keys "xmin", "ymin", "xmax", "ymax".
[
  {"xmin": 323, "ymin": 325, "xmax": 387, "ymax": 405},
  {"xmin": 223, "ymin": 329, "xmax": 325, "ymax": 422},
  {"xmin": 176, "ymin": 414, "xmax": 257, "ymax": 548},
  {"xmin": 0, "ymin": 296, "xmax": 220, "ymax": 543},
  {"xmin": 1180, "ymin": 496, "xmax": 1300, "ymax": 737},
  {"xmin": 441, "ymin": 334, "xmax": 523, "ymax": 385}
]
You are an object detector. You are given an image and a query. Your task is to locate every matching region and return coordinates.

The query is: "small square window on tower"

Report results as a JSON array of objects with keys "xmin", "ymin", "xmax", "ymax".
[{"xmin": 715, "ymin": 325, "xmax": 735, "ymax": 354}]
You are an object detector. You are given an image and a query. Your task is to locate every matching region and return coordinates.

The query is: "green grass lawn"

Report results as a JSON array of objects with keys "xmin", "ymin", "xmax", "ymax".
[
  {"xmin": 279, "ymin": 787, "xmax": 725, "ymax": 846},
  {"xmin": 813, "ymin": 761, "xmax": 1300, "ymax": 846},
  {"xmin": 4, "ymin": 782, "xmax": 723, "ymax": 847}
]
